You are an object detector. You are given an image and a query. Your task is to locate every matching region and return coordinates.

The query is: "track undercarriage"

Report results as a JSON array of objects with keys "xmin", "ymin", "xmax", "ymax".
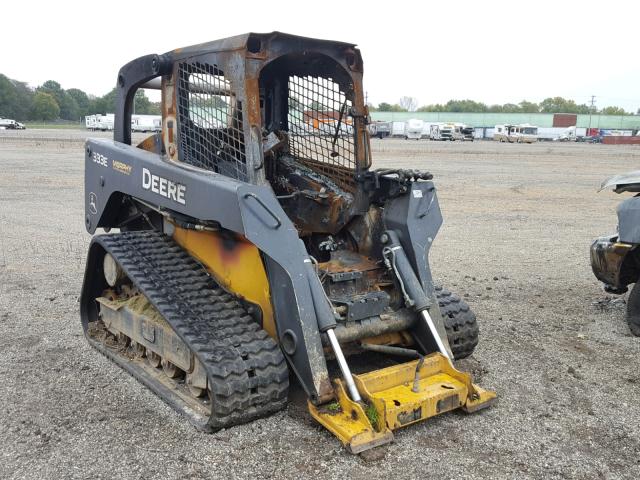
[{"xmin": 81, "ymin": 232, "xmax": 289, "ymax": 430}]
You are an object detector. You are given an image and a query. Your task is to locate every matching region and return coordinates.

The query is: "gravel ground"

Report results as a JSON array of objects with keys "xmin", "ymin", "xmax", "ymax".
[{"xmin": 1, "ymin": 130, "xmax": 639, "ymax": 479}]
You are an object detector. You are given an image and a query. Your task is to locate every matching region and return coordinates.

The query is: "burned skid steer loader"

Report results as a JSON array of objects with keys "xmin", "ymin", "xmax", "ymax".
[{"xmin": 81, "ymin": 32, "xmax": 495, "ymax": 453}]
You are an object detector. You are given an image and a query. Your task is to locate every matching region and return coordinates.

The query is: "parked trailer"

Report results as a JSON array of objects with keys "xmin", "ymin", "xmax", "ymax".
[
  {"xmin": 391, "ymin": 121, "xmax": 406, "ymax": 137},
  {"xmin": 474, "ymin": 127, "xmax": 489, "ymax": 140},
  {"xmin": 405, "ymin": 119, "xmax": 424, "ymax": 140},
  {"xmin": 421, "ymin": 122, "xmax": 432, "ymax": 139},
  {"xmin": 85, "ymin": 114, "xmax": 115, "ymax": 131},
  {"xmin": 494, "ymin": 124, "xmax": 538, "ymax": 143},
  {"xmin": 131, "ymin": 115, "xmax": 162, "ymax": 133}
]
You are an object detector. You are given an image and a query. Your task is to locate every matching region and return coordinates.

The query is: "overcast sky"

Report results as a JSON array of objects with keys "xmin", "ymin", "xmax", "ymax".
[{"xmin": 3, "ymin": 0, "xmax": 639, "ymax": 111}]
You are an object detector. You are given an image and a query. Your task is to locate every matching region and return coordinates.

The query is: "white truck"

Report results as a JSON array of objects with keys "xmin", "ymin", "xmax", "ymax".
[
  {"xmin": 0, "ymin": 118, "xmax": 25, "ymax": 129},
  {"xmin": 368, "ymin": 121, "xmax": 392, "ymax": 139},
  {"xmin": 494, "ymin": 124, "xmax": 538, "ymax": 143},
  {"xmin": 131, "ymin": 115, "xmax": 162, "ymax": 133},
  {"xmin": 553, "ymin": 126, "xmax": 577, "ymax": 142},
  {"xmin": 430, "ymin": 123, "xmax": 454, "ymax": 141},
  {"xmin": 405, "ymin": 119, "xmax": 424, "ymax": 140}
]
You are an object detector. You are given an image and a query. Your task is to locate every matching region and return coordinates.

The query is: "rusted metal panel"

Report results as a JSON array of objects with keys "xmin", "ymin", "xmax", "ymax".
[
  {"xmin": 603, "ymin": 136, "xmax": 640, "ymax": 145},
  {"xmin": 553, "ymin": 113, "xmax": 577, "ymax": 128}
]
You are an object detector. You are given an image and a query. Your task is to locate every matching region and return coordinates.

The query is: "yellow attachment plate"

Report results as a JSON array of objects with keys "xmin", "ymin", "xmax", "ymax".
[
  {"xmin": 353, "ymin": 353, "xmax": 496, "ymax": 430},
  {"xmin": 309, "ymin": 353, "xmax": 496, "ymax": 453},
  {"xmin": 308, "ymin": 379, "xmax": 394, "ymax": 454}
]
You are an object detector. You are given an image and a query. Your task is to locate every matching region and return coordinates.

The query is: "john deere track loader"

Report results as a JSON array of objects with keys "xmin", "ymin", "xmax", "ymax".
[{"xmin": 80, "ymin": 32, "xmax": 495, "ymax": 453}]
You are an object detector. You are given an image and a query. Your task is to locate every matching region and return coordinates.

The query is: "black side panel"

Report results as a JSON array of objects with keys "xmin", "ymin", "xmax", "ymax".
[
  {"xmin": 383, "ymin": 181, "xmax": 452, "ymax": 356},
  {"xmin": 84, "ymin": 138, "xmax": 333, "ymax": 402},
  {"xmin": 263, "ymin": 258, "xmax": 330, "ymax": 403},
  {"xmin": 84, "ymin": 138, "xmax": 245, "ymax": 234}
]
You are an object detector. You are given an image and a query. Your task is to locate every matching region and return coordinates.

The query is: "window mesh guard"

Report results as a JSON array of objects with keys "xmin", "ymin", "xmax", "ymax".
[
  {"xmin": 177, "ymin": 62, "xmax": 248, "ymax": 181},
  {"xmin": 287, "ymin": 76, "xmax": 355, "ymax": 190}
]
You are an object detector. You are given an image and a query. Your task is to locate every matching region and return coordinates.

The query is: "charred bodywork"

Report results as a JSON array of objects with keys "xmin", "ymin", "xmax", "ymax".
[
  {"xmin": 592, "ymin": 171, "xmax": 640, "ymax": 335},
  {"xmin": 592, "ymin": 172, "xmax": 640, "ymax": 294},
  {"xmin": 81, "ymin": 32, "xmax": 494, "ymax": 452}
]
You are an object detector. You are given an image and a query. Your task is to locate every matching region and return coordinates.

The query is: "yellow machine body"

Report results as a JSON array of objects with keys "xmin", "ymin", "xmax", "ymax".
[{"xmin": 172, "ymin": 226, "xmax": 277, "ymax": 339}]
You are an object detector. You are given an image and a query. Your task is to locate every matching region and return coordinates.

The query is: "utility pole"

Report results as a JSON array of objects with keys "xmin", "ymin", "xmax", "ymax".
[{"xmin": 588, "ymin": 95, "xmax": 595, "ymax": 133}]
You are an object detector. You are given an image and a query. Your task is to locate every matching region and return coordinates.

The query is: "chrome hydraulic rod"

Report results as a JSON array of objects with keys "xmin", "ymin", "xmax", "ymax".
[
  {"xmin": 382, "ymin": 230, "xmax": 453, "ymax": 362},
  {"xmin": 419, "ymin": 309, "xmax": 451, "ymax": 361},
  {"xmin": 326, "ymin": 328, "xmax": 362, "ymax": 403}
]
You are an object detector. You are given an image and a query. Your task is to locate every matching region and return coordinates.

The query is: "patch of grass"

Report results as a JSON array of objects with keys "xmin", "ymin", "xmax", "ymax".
[
  {"xmin": 24, "ymin": 123, "xmax": 83, "ymax": 129},
  {"xmin": 365, "ymin": 403, "xmax": 379, "ymax": 429},
  {"xmin": 327, "ymin": 402, "xmax": 341, "ymax": 412}
]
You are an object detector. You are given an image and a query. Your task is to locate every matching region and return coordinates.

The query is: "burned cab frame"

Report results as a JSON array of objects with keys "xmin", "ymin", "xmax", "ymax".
[{"xmin": 591, "ymin": 170, "xmax": 640, "ymax": 335}]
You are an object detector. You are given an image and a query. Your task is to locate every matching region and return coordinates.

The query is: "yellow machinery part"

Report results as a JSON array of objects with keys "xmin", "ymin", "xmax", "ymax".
[
  {"xmin": 309, "ymin": 353, "xmax": 496, "ymax": 453},
  {"xmin": 308, "ymin": 379, "xmax": 394, "ymax": 454},
  {"xmin": 172, "ymin": 226, "xmax": 276, "ymax": 339}
]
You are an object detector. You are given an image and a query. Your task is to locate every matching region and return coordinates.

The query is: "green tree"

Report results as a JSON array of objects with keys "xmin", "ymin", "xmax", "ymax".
[
  {"xmin": 376, "ymin": 102, "xmax": 406, "ymax": 112},
  {"xmin": 576, "ymin": 103, "xmax": 592, "ymax": 114},
  {"xmin": 539, "ymin": 96, "xmax": 587, "ymax": 114},
  {"xmin": 600, "ymin": 106, "xmax": 627, "ymax": 115},
  {"xmin": 67, "ymin": 88, "xmax": 91, "ymax": 117},
  {"xmin": 132, "ymin": 89, "xmax": 160, "ymax": 115},
  {"xmin": 501, "ymin": 103, "xmax": 521, "ymax": 113},
  {"xmin": 487, "ymin": 104, "xmax": 503, "ymax": 112},
  {"xmin": 417, "ymin": 104, "xmax": 444, "ymax": 112},
  {"xmin": 38, "ymin": 80, "xmax": 79, "ymax": 120},
  {"xmin": 0, "ymin": 74, "xmax": 34, "ymax": 120},
  {"xmin": 30, "ymin": 91, "xmax": 60, "ymax": 121},
  {"xmin": 444, "ymin": 99, "xmax": 488, "ymax": 112},
  {"xmin": 89, "ymin": 87, "xmax": 117, "ymax": 115},
  {"xmin": 518, "ymin": 100, "xmax": 539, "ymax": 113}
]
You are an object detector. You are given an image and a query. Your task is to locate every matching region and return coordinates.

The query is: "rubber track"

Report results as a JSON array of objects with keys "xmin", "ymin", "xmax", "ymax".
[
  {"xmin": 435, "ymin": 285, "xmax": 479, "ymax": 360},
  {"xmin": 91, "ymin": 231, "xmax": 289, "ymax": 430}
]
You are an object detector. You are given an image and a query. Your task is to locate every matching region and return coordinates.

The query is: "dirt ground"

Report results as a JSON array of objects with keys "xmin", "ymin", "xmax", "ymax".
[{"xmin": 1, "ymin": 130, "xmax": 639, "ymax": 479}]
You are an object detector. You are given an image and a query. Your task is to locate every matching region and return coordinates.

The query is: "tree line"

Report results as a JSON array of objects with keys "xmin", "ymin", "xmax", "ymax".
[
  {"xmin": 0, "ymin": 74, "xmax": 161, "ymax": 122},
  {"xmin": 2, "ymin": 73, "xmax": 634, "ymax": 121},
  {"xmin": 371, "ymin": 96, "xmax": 634, "ymax": 116}
]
